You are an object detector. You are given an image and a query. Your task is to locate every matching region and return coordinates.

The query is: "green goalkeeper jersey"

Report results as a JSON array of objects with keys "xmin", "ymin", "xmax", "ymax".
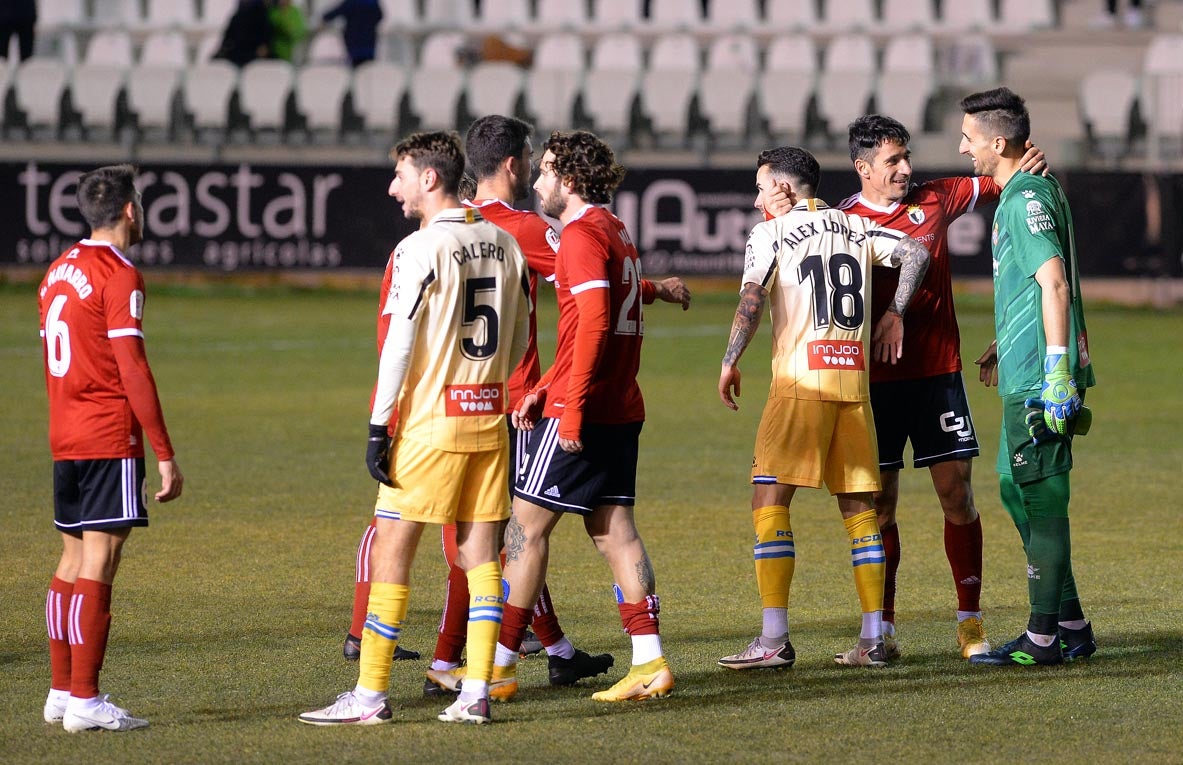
[{"xmin": 991, "ymin": 172, "xmax": 1096, "ymax": 397}]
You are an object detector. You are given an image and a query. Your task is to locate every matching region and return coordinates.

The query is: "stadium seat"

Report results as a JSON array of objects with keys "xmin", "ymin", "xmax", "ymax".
[
  {"xmin": 638, "ymin": 33, "xmax": 700, "ymax": 144},
  {"xmin": 70, "ymin": 65, "xmax": 126, "ymax": 139},
  {"xmin": 476, "ymin": 0, "xmax": 532, "ymax": 33},
  {"xmin": 294, "ymin": 63, "xmax": 352, "ymax": 140},
  {"xmin": 997, "ymin": 0, "xmax": 1056, "ymax": 31},
  {"xmin": 699, "ymin": 33, "xmax": 759, "ymax": 143},
  {"xmin": 408, "ymin": 66, "xmax": 467, "ymax": 130},
  {"xmin": 592, "ymin": 0, "xmax": 644, "ymax": 31},
  {"xmin": 765, "ymin": 0, "xmax": 820, "ymax": 32},
  {"xmin": 126, "ymin": 64, "xmax": 182, "ymax": 138},
  {"xmin": 1142, "ymin": 35, "xmax": 1183, "ymax": 155},
  {"xmin": 939, "ymin": 0, "xmax": 994, "ymax": 31},
  {"xmin": 419, "ymin": 31, "xmax": 469, "ymax": 68},
  {"xmin": 140, "ymin": 31, "xmax": 190, "ymax": 68},
  {"xmin": 465, "ymin": 61, "xmax": 523, "ymax": 123},
  {"xmin": 939, "ymin": 34, "xmax": 998, "ymax": 88},
  {"xmin": 181, "ymin": 59, "xmax": 238, "ymax": 139},
  {"xmin": 820, "ymin": 0, "xmax": 877, "ymax": 32},
  {"xmin": 143, "ymin": 0, "xmax": 198, "ymax": 31},
  {"xmin": 647, "ymin": 0, "xmax": 703, "ymax": 31},
  {"xmin": 88, "ymin": 0, "xmax": 144, "ymax": 30},
  {"xmin": 84, "ymin": 30, "xmax": 135, "ymax": 67},
  {"xmin": 706, "ymin": 0, "xmax": 761, "ymax": 31},
  {"xmin": 816, "ymin": 34, "xmax": 875, "ymax": 137},
  {"xmin": 878, "ymin": 34, "xmax": 935, "ymax": 131},
  {"xmin": 524, "ymin": 33, "xmax": 585, "ymax": 132},
  {"xmin": 352, "ymin": 60, "xmax": 405, "ymax": 136},
  {"xmin": 196, "ymin": 0, "xmax": 238, "ymax": 33},
  {"xmin": 12, "ymin": 58, "xmax": 70, "ymax": 137},
  {"xmin": 1079, "ymin": 68, "xmax": 1138, "ymax": 159},
  {"xmin": 307, "ymin": 28, "xmax": 350, "ymax": 64},
  {"xmin": 37, "ymin": 0, "xmax": 86, "ymax": 32},
  {"xmin": 238, "ymin": 59, "xmax": 295, "ymax": 136},
  {"xmin": 880, "ymin": 0, "xmax": 935, "ymax": 31},
  {"xmin": 758, "ymin": 35, "xmax": 817, "ymax": 140},
  {"xmin": 582, "ymin": 32, "xmax": 642, "ymax": 135},
  {"xmin": 378, "ymin": 0, "xmax": 420, "ymax": 33},
  {"xmin": 534, "ymin": 0, "xmax": 590, "ymax": 32},
  {"xmin": 422, "ymin": 0, "xmax": 477, "ymax": 31}
]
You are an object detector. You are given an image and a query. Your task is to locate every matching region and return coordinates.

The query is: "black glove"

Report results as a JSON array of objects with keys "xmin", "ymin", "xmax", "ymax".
[{"xmin": 366, "ymin": 423, "xmax": 393, "ymax": 486}]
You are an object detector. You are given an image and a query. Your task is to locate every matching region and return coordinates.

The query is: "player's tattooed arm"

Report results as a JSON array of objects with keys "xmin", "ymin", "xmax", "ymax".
[
  {"xmin": 888, "ymin": 235, "xmax": 930, "ymax": 317},
  {"xmin": 503, "ymin": 516, "xmax": 526, "ymax": 563},
  {"xmin": 719, "ymin": 282, "xmax": 768, "ymax": 411},
  {"xmin": 636, "ymin": 554, "xmax": 656, "ymax": 595},
  {"xmin": 722, "ymin": 282, "xmax": 767, "ymax": 366}
]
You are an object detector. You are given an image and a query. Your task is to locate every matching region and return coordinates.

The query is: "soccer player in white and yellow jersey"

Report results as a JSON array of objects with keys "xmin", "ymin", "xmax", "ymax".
[
  {"xmin": 300, "ymin": 131, "xmax": 530, "ymax": 726},
  {"xmin": 717, "ymin": 147, "xmax": 930, "ymax": 669}
]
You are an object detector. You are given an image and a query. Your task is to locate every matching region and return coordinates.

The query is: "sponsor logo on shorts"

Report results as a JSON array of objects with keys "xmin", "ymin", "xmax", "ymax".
[
  {"xmin": 807, "ymin": 340, "xmax": 864, "ymax": 370},
  {"xmin": 444, "ymin": 383, "xmax": 505, "ymax": 416},
  {"xmin": 940, "ymin": 411, "xmax": 974, "ymax": 439},
  {"xmin": 1012, "ymin": 451, "xmax": 1028, "ymax": 468},
  {"xmin": 544, "ymin": 485, "xmax": 561, "ymax": 498}
]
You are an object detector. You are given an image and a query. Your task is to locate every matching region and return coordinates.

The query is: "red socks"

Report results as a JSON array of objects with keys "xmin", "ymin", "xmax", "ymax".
[
  {"xmin": 497, "ymin": 603, "xmax": 533, "ymax": 653},
  {"xmin": 530, "ymin": 584, "xmax": 564, "ymax": 646},
  {"xmin": 47, "ymin": 577, "xmax": 74, "ymax": 692},
  {"xmin": 618, "ymin": 595, "xmax": 661, "ymax": 636},
  {"xmin": 69, "ymin": 578, "xmax": 112, "ymax": 699},
  {"xmin": 945, "ymin": 517, "xmax": 984, "ymax": 612},
  {"xmin": 348, "ymin": 521, "xmax": 378, "ymax": 638}
]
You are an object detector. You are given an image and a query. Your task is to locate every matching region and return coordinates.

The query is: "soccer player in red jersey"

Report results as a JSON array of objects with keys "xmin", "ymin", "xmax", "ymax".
[
  {"xmin": 38, "ymin": 164, "xmax": 184, "ymax": 732},
  {"xmin": 486, "ymin": 130, "xmax": 676, "ymax": 702},
  {"xmin": 763, "ymin": 115, "xmax": 1046, "ymax": 659}
]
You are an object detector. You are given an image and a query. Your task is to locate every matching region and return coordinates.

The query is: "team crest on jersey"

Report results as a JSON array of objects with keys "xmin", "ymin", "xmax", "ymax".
[
  {"xmin": 992, "ymin": 222, "xmax": 999, "ymax": 247},
  {"xmin": 444, "ymin": 383, "xmax": 505, "ymax": 416},
  {"xmin": 806, "ymin": 340, "xmax": 864, "ymax": 370},
  {"xmin": 545, "ymin": 227, "xmax": 560, "ymax": 252},
  {"xmin": 1022, "ymin": 190, "xmax": 1036, "ymax": 198},
  {"xmin": 906, "ymin": 205, "xmax": 925, "ymax": 225},
  {"xmin": 1026, "ymin": 200, "xmax": 1042, "ymax": 215}
]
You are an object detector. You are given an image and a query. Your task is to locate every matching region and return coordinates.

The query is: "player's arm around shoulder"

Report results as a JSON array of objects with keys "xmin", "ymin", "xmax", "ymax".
[{"xmin": 870, "ymin": 223, "xmax": 930, "ymax": 363}]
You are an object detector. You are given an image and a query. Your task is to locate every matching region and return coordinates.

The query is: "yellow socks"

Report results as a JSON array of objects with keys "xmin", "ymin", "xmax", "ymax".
[
  {"xmin": 844, "ymin": 509, "xmax": 885, "ymax": 614},
  {"xmin": 753, "ymin": 505, "xmax": 794, "ymax": 609},
  {"xmin": 358, "ymin": 581, "xmax": 409, "ymax": 694},
  {"xmin": 462, "ymin": 561, "xmax": 504, "ymax": 685}
]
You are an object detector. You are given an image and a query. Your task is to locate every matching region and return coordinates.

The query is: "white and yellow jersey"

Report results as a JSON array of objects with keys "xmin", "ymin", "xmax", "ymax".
[
  {"xmin": 743, "ymin": 198, "xmax": 906, "ymax": 402},
  {"xmin": 372, "ymin": 207, "xmax": 530, "ymax": 452}
]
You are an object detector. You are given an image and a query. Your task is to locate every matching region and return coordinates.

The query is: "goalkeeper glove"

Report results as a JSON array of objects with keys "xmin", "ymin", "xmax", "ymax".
[
  {"xmin": 1023, "ymin": 349, "xmax": 1081, "ymax": 439},
  {"xmin": 366, "ymin": 423, "xmax": 393, "ymax": 486}
]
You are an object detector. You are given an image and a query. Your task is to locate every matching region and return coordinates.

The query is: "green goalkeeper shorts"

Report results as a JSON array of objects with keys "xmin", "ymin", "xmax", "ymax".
[{"xmin": 996, "ymin": 392, "xmax": 1074, "ymax": 485}]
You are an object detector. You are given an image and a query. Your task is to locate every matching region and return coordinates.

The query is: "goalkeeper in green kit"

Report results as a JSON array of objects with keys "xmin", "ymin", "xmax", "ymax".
[{"xmin": 957, "ymin": 87, "xmax": 1097, "ymax": 666}]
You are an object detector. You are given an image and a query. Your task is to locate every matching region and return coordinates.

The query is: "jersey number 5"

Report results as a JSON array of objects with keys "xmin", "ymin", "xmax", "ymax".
[
  {"xmin": 461, "ymin": 277, "xmax": 499, "ymax": 360},
  {"xmin": 797, "ymin": 252, "xmax": 864, "ymax": 331},
  {"xmin": 45, "ymin": 294, "xmax": 72, "ymax": 377}
]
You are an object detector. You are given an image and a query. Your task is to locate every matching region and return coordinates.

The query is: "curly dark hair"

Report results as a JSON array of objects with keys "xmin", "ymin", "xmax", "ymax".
[
  {"xmin": 391, "ymin": 130, "xmax": 465, "ymax": 195},
  {"xmin": 542, "ymin": 130, "xmax": 625, "ymax": 204},
  {"xmin": 77, "ymin": 164, "xmax": 139, "ymax": 230},
  {"xmin": 960, "ymin": 87, "xmax": 1030, "ymax": 145}
]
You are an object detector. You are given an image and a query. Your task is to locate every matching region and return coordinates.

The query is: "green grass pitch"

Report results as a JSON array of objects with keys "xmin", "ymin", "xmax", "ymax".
[{"xmin": 0, "ymin": 281, "xmax": 1180, "ymax": 763}]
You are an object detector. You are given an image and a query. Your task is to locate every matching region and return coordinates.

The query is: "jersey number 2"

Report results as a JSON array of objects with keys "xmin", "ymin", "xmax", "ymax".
[
  {"xmin": 797, "ymin": 252, "xmax": 864, "ymax": 330},
  {"xmin": 615, "ymin": 258, "xmax": 644, "ymax": 336},
  {"xmin": 461, "ymin": 277, "xmax": 499, "ymax": 359},
  {"xmin": 45, "ymin": 294, "xmax": 72, "ymax": 377}
]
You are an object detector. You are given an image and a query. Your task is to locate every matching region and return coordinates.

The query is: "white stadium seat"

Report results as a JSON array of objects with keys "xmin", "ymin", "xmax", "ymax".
[
  {"xmin": 582, "ymin": 32, "xmax": 642, "ymax": 135},
  {"xmin": 14, "ymin": 58, "xmax": 70, "ymax": 136},
  {"xmin": 821, "ymin": 0, "xmax": 878, "ymax": 32},
  {"xmin": 699, "ymin": 34, "xmax": 759, "ymax": 141},
  {"xmin": 182, "ymin": 60, "xmax": 239, "ymax": 136},
  {"xmin": 765, "ymin": 0, "xmax": 819, "ymax": 32},
  {"xmin": 126, "ymin": 65, "xmax": 182, "ymax": 136},
  {"xmin": 878, "ymin": 34, "xmax": 936, "ymax": 131},
  {"xmin": 465, "ymin": 62, "xmax": 523, "ymax": 124},
  {"xmin": 239, "ymin": 59, "xmax": 295, "ymax": 133},
  {"xmin": 70, "ymin": 65, "xmax": 126, "ymax": 137},
  {"xmin": 140, "ymin": 31, "xmax": 190, "ymax": 68},
  {"xmin": 758, "ymin": 35, "xmax": 817, "ymax": 140},
  {"xmin": 352, "ymin": 60, "xmax": 406, "ymax": 135},
  {"xmin": 816, "ymin": 34, "xmax": 875, "ymax": 136},
  {"xmin": 84, "ymin": 30, "xmax": 135, "ymax": 67},
  {"xmin": 639, "ymin": 33, "xmax": 700, "ymax": 141},
  {"xmin": 294, "ymin": 63, "xmax": 352, "ymax": 137},
  {"xmin": 524, "ymin": 33, "xmax": 585, "ymax": 132}
]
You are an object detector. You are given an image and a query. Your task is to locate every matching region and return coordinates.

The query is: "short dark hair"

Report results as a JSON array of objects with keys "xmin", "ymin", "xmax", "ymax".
[
  {"xmin": 756, "ymin": 146, "xmax": 820, "ymax": 196},
  {"xmin": 77, "ymin": 164, "xmax": 138, "ymax": 230},
  {"xmin": 960, "ymin": 87, "xmax": 1030, "ymax": 145},
  {"xmin": 391, "ymin": 130, "xmax": 465, "ymax": 195},
  {"xmin": 542, "ymin": 130, "xmax": 625, "ymax": 204},
  {"xmin": 465, "ymin": 115, "xmax": 533, "ymax": 181},
  {"xmin": 848, "ymin": 115, "xmax": 911, "ymax": 163}
]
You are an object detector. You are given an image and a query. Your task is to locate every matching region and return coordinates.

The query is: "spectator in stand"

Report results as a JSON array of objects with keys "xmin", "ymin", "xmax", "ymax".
[
  {"xmin": 214, "ymin": 0, "xmax": 274, "ymax": 67},
  {"xmin": 321, "ymin": 0, "xmax": 383, "ymax": 68},
  {"xmin": 0, "ymin": 0, "xmax": 36, "ymax": 61},
  {"xmin": 269, "ymin": 0, "xmax": 307, "ymax": 62}
]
